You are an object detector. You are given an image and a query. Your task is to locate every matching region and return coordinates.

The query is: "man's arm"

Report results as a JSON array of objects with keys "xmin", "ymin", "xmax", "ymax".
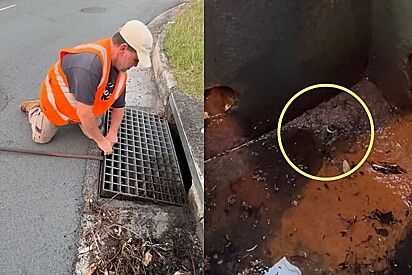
[
  {"xmin": 106, "ymin": 107, "xmax": 124, "ymax": 145},
  {"xmin": 77, "ymin": 101, "xmax": 113, "ymax": 155}
]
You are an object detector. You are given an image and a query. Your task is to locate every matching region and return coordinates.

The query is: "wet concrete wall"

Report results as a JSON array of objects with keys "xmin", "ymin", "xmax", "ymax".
[
  {"xmin": 370, "ymin": 0, "xmax": 412, "ymax": 108},
  {"xmin": 205, "ymin": 0, "xmax": 370, "ymax": 154}
]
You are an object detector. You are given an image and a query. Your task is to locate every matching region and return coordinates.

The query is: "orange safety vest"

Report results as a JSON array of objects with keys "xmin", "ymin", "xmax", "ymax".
[{"xmin": 40, "ymin": 38, "xmax": 127, "ymax": 126}]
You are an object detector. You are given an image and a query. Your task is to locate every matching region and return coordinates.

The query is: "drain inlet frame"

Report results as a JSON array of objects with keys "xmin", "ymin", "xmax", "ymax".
[{"xmin": 100, "ymin": 108, "xmax": 187, "ymax": 206}]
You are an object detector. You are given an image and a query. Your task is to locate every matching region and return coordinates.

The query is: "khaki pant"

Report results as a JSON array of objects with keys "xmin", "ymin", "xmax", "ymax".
[
  {"xmin": 28, "ymin": 107, "xmax": 58, "ymax": 143},
  {"xmin": 28, "ymin": 106, "xmax": 103, "ymax": 143}
]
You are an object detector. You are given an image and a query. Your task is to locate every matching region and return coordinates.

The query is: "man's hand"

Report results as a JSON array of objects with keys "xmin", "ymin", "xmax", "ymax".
[
  {"xmin": 77, "ymin": 101, "xmax": 114, "ymax": 155},
  {"xmin": 106, "ymin": 131, "xmax": 118, "ymax": 145},
  {"xmin": 96, "ymin": 137, "xmax": 113, "ymax": 155},
  {"xmin": 106, "ymin": 107, "xmax": 124, "ymax": 146}
]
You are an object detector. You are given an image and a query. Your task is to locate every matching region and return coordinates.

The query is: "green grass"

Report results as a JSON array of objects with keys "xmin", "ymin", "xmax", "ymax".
[{"xmin": 163, "ymin": 0, "xmax": 204, "ymax": 98}]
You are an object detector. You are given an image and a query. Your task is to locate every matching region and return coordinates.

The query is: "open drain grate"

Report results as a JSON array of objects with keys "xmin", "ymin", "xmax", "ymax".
[{"xmin": 100, "ymin": 108, "xmax": 187, "ymax": 206}]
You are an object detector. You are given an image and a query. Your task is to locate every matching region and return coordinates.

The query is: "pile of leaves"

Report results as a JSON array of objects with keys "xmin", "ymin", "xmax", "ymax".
[{"xmin": 80, "ymin": 198, "xmax": 202, "ymax": 275}]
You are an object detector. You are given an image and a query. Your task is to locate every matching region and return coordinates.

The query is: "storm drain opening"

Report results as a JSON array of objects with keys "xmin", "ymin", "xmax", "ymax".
[
  {"xmin": 168, "ymin": 122, "xmax": 193, "ymax": 193},
  {"xmin": 204, "ymin": 86, "xmax": 236, "ymax": 119},
  {"xmin": 100, "ymin": 108, "xmax": 187, "ymax": 206}
]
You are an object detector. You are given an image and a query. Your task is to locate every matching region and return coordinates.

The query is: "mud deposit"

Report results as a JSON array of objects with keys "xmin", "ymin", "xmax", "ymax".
[{"xmin": 204, "ymin": 80, "xmax": 412, "ymax": 274}]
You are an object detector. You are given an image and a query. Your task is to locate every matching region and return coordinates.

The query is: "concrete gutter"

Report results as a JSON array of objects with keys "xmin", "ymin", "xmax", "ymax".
[
  {"xmin": 169, "ymin": 93, "xmax": 204, "ymax": 205},
  {"xmin": 150, "ymin": 3, "xmax": 204, "ymax": 246}
]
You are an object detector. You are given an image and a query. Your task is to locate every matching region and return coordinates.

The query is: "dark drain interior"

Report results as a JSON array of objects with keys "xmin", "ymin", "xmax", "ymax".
[
  {"xmin": 100, "ymin": 108, "xmax": 187, "ymax": 206},
  {"xmin": 168, "ymin": 123, "xmax": 193, "ymax": 192}
]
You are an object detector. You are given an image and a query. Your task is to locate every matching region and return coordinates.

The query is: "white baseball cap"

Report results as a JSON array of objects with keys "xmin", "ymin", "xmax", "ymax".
[{"xmin": 119, "ymin": 20, "xmax": 153, "ymax": 67}]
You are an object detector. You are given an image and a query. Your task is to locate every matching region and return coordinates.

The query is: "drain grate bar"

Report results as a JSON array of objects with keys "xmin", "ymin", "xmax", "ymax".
[{"xmin": 101, "ymin": 108, "xmax": 187, "ymax": 206}]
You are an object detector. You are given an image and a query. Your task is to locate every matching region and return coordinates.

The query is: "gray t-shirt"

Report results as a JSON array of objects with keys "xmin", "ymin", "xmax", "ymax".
[{"xmin": 61, "ymin": 52, "xmax": 126, "ymax": 108}]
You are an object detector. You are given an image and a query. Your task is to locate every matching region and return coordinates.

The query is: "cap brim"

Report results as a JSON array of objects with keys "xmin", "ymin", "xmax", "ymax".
[{"xmin": 138, "ymin": 50, "xmax": 151, "ymax": 67}]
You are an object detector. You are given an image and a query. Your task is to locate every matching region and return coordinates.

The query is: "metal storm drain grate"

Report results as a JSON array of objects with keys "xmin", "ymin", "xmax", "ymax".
[{"xmin": 100, "ymin": 108, "xmax": 187, "ymax": 206}]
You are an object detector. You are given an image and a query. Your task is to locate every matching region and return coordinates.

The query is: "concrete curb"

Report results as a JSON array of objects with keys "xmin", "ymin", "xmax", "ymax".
[
  {"xmin": 148, "ymin": 3, "xmax": 187, "ymax": 109},
  {"xmin": 149, "ymin": 3, "xmax": 204, "ymax": 248}
]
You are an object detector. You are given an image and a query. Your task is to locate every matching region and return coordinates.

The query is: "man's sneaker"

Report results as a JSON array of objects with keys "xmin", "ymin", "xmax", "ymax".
[{"xmin": 20, "ymin": 99, "xmax": 40, "ymax": 113}]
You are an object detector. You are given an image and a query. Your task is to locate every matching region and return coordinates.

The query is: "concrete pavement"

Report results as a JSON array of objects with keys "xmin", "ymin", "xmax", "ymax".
[{"xmin": 0, "ymin": 0, "xmax": 184, "ymax": 274}]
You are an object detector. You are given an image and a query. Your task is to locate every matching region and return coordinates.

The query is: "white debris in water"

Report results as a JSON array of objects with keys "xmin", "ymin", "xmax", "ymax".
[
  {"xmin": 265, "ymin": 257, "xmax": 302, "ymax": 275},
  {"xmin": 343, "ymin": 159, "xmax": 350, "ymax": 173}
]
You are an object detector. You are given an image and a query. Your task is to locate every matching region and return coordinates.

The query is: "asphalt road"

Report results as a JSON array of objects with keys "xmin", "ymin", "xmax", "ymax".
[{"xmin": 0, "ymin": 0, "xmax": 183, "ymax": 274}]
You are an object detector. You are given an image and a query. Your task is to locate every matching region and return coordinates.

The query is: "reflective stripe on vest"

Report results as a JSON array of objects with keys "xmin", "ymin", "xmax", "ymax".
[
  {"xmin": 74, "ymin": 43, "xmax": 108, "ymax": 87},
  {"xmin": 44, "ymin": 72, "xmax": 69, "ymax": 122},
  {"xmin": 91, "ymin": 69, "xmax": 127, "ymax": 117},
  {"xmin": 114, "ymin": 72, "xmax": 126, "ymax": 99},
  {"xmin": 53, "ymin": 61, "xmax": 77, "ymax": 109},
  {"xmin": 40, "ymin": 38, "xmax": 127, "ymax": 126}
]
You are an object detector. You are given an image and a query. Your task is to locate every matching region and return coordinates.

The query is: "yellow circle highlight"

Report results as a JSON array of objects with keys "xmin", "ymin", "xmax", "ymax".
[{"xmin": 277, "ymin": 83, "xmax": 374, "ymax": 182}]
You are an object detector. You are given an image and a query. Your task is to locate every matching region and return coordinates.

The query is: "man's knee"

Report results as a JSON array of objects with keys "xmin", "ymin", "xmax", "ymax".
[
  {"xmin": 28, "ymin": 109, "xmax": 58, "ymax": 144},
  {"xmin": 31, "ymin": 124, "xmax": 58, "ymax": 144},
  {"xmin": 32, "ymin": 133, "xmax": 54, "ymax": 144}
]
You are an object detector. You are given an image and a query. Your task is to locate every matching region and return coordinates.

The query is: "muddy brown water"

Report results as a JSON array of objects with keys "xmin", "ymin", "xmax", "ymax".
[{"xmin": 204, "ymin": 81, "xmax": 412, "ymax": 274}]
